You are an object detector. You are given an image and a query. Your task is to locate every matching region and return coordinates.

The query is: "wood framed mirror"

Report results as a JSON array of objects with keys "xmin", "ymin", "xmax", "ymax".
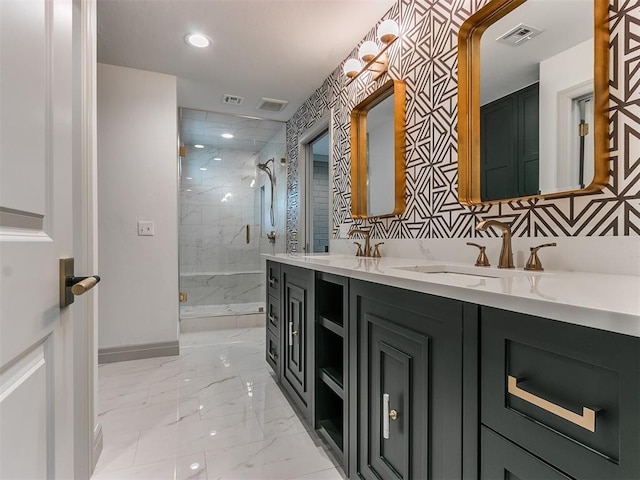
[
  {"xmin": 350, "ymin": 79, "xmax": 406, "ymax": 218},
  {"xmin": 457, "ymin": 0, "xmax": 609, "ymax": 206}
]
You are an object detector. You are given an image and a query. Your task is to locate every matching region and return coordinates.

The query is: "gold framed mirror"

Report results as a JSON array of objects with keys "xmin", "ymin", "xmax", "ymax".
[
  {"xmin": 350, "ymin": 79, "xmax": 406, "ymax": 218},
  {"xmin": 457, "ymin": 0, "xmax": 609, "ymax": 206}
]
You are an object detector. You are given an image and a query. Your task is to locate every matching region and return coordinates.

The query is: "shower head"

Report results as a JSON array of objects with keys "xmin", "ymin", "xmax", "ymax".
[
  {"xmin": 257, "ymin": 158, "xmax": 275, "ymax": 182},
  {"xmin": 257, "ymin": 158, "xmax": 274, "ymax": 171}
]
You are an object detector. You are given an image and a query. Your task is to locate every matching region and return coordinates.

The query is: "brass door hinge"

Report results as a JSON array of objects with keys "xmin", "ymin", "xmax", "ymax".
[
  {"xmin": 179, "ymin": 292, "xmax": 187, "ymax": 302},
  {"xmin": 179, "ymin": 146, "xmax": 187, "ymax": 157},
  {"xmin": 579, "ymin": 123, "xmax": 589, "ymax": 137}
]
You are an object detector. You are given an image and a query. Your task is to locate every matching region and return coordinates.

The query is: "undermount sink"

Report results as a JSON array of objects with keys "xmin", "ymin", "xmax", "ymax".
[{"xmin": 391, "ymin": 264, "xmax": 542, "ymax": 279}]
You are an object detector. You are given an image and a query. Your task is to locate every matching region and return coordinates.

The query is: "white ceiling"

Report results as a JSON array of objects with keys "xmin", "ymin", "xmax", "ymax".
[
  {"xmin": 179, "ymin": 108, "xmax": 285, "ymax": 153},
  {"xmin": 97, "ymin": 0, "xmax": 397, "ymax": 122}
]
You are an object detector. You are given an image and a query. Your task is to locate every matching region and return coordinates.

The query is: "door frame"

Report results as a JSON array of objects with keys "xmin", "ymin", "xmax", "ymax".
[
  {"xmin": 72, "ymin": 0, "xmax": 99, "ymax": 475},
  {"xmin": 297, "ymin": 110, "xmax": 333, "ymax": 254}
]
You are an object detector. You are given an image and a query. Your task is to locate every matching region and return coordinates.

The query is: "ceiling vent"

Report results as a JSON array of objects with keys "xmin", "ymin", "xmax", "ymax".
[
  {"xmin": 496, "ymin": 23, "xmax": 543, "ymax": 46},
  {"xmin": 222, "ymin": 94, "xmax": 244, "ymax": 106},
  {"xmin": 256, "ymin": 97, "xmax": 289, "ymax": 113}
]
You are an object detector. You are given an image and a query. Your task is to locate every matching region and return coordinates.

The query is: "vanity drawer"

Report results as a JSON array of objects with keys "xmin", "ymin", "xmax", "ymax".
[
  {"xmin": 267, "ymin": 294, "xmax": 280, "ymax": 337},
  {"xmin": 481, "ymin": 306, "xmax": 640, "ymax": 480},
  {"xmin": 266, "ymin": 329, "xmax": 280, "ymax": 375},
  {"xmin": 266, "ymin": 261, "xmax": 280, "ymax": 299},
  {"xmin": 481, "ymin": 427, "xmax": 573, "ymax": 479}
]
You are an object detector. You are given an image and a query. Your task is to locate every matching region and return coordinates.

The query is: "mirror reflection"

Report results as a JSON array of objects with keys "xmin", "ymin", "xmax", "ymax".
[
  {"xmin": 367, "ymin": 93, "xmax": 396, "ymax": 215},
  {"xmin": 457, "ymin": 0, "xmax": 608, "ymax": 206},
  {"xmin": 350, "ymin": 79, "xmax": 406, "ymax": 218},
  {"xmin": 480, "ymin": 0, "xmax": 593, "ymax": 201}
]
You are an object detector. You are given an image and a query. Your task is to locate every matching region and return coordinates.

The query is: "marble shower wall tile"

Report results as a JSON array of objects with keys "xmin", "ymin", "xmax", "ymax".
[{"xmin": 180, "ymin": 273, "xmax": 264, "ymax": 307}]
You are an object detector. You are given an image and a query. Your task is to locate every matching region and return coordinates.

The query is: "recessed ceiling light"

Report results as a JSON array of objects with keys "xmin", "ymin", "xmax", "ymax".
[
  {"xmin": 200, "ymin": 167, "xmax": 207, "ymax": 171},
  {"xmin": 186, "ymin": 189, "xmax": 192, "ymax": 192},
  {"xmin": 213, "ymin": 157, "xmax": 222, "ymax": 161},
  {"xmin": 194, "ymin": 144, "xmax": 204, "ymax": 149},
  {"xmin": 186, "ymin": 177, "xmax": 193, "ymax": 180},
  {"xmin": 221, "ymin": 133, "xmax": 234, "ymax": 139},
  {"xmin": 185, "ymin": 33, "xmax": 210, "ymax": 48}
]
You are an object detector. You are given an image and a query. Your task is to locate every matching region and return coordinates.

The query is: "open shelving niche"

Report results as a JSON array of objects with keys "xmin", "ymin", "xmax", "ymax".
[{"xmin": 314, "ymin": 272, "xmax": 348, "ymax": 465}]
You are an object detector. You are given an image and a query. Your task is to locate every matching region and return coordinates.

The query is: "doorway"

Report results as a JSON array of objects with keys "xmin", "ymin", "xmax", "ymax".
[
  {"xmin": 298, "ymin": 113, "xmax": 332, "ymax": 254},
  {"xmin": 309, "ymin": 132, "xmax": 330, "ymax": 253}
]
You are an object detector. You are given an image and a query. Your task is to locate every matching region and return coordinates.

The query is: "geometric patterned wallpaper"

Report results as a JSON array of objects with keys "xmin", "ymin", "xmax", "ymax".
[{"xmin": 286, "ymin": 0, "xmax": 640, "ymax": 253}]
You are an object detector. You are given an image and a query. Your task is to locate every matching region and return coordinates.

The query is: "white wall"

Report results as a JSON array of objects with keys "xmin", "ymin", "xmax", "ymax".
[
  {"xmin": 97, "ymin": 63, "xmax": 178, "ymax": 349},
  {"xmin": 539, "ymin": 39, "xmax": 593, "ymax": 193}
]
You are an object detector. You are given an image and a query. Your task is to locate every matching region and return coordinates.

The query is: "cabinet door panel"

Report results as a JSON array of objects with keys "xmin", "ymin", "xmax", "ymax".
[
  {"xmin": 364, "ymin": 317, "xmax": 430, "ymax": 480},
  {"xmin": 286, "ymin": 284, "xmax": 305, "ymax": 387},
  {"xmin": 351, "ymin": 280, "xmax": 463, "ymax": 480},
  {"xmin": 266, "ymin": 261, "xmax": 280, "ymax": 298},
  {"xmin": 267, "ymin": 294, "xmax": 280, "ymax": 337},
  {"xmin": 280, "ymin": 265, "xmax": 313, "ymax": 419},
  {"xmin": 266, "ymin": 329, "xmax": 280, "ymax": 376}
]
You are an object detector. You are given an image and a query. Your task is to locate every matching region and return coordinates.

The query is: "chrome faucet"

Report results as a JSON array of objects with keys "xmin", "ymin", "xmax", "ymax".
[
  {"xmin": 475, "ymin": 220, "xmax": 514, "ymax": 268},
  {"xmin": 348, "ymin": 228, "xmax": 372, "ymax": 257}
]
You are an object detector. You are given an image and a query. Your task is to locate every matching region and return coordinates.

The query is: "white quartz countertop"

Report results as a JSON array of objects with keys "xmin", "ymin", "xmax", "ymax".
[{"xmin": 264, "ymin": 253, "xmax": 640, "ymax": 338}]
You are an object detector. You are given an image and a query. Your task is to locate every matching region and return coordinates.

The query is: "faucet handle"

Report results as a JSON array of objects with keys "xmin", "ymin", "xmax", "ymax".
[
  {"xmin": 373, "ymin": 242, "xmax": 384, "ymax": 258},
  {"xmin": 353, "ymin": 242, "xmax": 363, "ymax": 257},
  {"xmin": 466, "ymin": 242, "xmax": 490, "ymax": 267},
  {"xmin": 524, "ymin": 242, "xmax": 557, "ymax": 271}
]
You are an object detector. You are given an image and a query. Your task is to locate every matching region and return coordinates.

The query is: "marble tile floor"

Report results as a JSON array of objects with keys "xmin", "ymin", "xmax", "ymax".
[{"xmin": 93, "ymin": 327, "xmax": 345, "ymax": 480}]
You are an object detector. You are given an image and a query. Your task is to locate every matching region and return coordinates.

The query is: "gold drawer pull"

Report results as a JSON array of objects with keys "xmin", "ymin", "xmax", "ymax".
[{"xmin": 507, "ymin": 375, "xmax": 596, "ymax": 432}]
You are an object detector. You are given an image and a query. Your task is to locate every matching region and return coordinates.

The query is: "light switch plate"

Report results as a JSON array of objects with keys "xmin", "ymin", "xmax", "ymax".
[{"xmin": 138, "ymin": 221, "xmax": 154, "ymax": 236}]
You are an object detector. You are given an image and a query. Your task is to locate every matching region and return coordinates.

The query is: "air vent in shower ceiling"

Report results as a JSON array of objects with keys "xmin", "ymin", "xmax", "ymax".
[
  {"xmin": 256, "ymin": 97, "xmax": 289, "ymax": 113},
  {"xmin": 222, "ymin": 94, "xmax": 245, "ymax": 105},
  {"xmin": 496, "ymin": 23, "xmax": 543, "ymax": 46}
]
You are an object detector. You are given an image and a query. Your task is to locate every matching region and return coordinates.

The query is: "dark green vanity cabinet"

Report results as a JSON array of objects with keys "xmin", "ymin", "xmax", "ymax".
[
  {"xmin": 265, "ymin": 260, "xmax": 640, "ymax": 480},
  {"xmin": 264, "ymin": 261, "xmax": 313, "ymax": 423},
  {"xmin": 480, "ymin": 306, "xmax": 640, "ymax": 480},
  {"xmin": 349, "ymin": 280, "xmax": 473, "ymax": 480}
]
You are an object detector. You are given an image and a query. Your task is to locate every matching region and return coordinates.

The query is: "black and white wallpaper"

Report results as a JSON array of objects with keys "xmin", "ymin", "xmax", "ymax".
[{"xmin": 286, "ymin": 0, "xmax": 640, "ymax": 253}]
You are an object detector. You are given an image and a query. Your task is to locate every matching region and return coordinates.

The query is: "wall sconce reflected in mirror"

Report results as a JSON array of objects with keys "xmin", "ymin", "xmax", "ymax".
[{"xmin": 343, "ymin": 19, "xmax": 400, "ymax": 83}]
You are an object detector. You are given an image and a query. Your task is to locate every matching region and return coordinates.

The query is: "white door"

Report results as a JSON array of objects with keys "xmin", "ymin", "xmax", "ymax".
[{"xmin": 1, "ymin": 0, "xmax": 82, "ymax": 478}]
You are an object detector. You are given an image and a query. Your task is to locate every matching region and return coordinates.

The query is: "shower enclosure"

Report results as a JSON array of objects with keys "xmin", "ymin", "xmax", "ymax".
[{"xmin": 178, "ymin": 108, "xmax": 286, "ymax": 329}]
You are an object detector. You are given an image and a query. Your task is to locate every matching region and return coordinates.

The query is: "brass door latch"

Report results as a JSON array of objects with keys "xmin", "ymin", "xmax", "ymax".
[{"xmin": 59, "ymin": 258, "xmax": 100, "ymax": 308}]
